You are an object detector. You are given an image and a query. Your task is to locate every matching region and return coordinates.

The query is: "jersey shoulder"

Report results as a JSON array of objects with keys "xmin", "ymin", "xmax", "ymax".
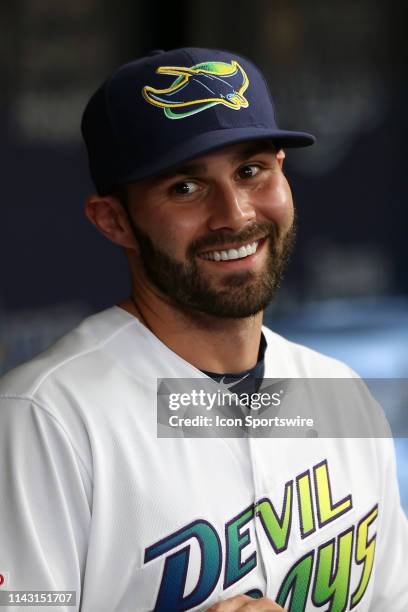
[
  {"xmin": 262, "ymin": 324, "xmax": 359, "ymax": 378},
  {"xmin": 0, "ymin": 306, "xmax": 138, "ymax": 399},
  {"xmin": 0, "ymin": 305, "xmax": 202, "ymax": 405}
]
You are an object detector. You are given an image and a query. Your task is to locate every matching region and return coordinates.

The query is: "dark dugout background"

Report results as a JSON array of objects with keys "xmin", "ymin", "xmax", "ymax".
[
  {"xmin": 1, "ymin": 1, "xmax": 407, "ymax": 504},
  {"xmin": 2, "ymin": 1, "xmax": 407, "ymax": 316}
]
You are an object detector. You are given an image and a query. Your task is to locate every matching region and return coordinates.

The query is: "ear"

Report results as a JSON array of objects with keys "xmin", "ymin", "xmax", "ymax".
[
  {"xmin": 276, "ymin": 149, "xmax": 286, "ymax": 169},
  {"xmin": 85, "ymin": 194, "xmax": 137, "ymax": 249}
]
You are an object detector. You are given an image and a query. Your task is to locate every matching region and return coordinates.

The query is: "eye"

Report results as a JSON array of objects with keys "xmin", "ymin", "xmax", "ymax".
[
  {"xmin": 238, "ymin": 164, "xmax": 261, "ymax": 179},
  {"xmin": 171, "ymin": 180, "xmax": 199, "ymax": 195}
]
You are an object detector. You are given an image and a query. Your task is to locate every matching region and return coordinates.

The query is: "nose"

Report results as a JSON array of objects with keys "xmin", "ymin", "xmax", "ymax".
[{"xmin": 207, "ymin": 181, "xmax": 256, "ymax": 232}]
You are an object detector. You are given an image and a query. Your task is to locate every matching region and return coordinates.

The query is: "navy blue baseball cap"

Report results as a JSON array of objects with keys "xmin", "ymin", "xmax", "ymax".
[{"xmin": 81, "ymin": 47, "xmax": 315, "ymax": 195}]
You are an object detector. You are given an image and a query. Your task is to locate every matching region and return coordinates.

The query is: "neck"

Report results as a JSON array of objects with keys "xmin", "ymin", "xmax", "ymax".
[{"xmin": 119, "ymin": 288, "xmax": 263, "ymax": 374}]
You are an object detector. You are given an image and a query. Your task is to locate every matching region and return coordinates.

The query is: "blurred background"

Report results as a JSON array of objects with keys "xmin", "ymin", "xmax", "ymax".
[{"xmin": 1, "ymin": 1, "xmax": 407, "ymax": 508}]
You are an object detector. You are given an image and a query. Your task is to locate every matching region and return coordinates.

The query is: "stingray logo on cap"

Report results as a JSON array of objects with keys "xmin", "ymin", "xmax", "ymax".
[{"xmin": 142, "ymin": 60, "xmax": 249, "ymax": 119}]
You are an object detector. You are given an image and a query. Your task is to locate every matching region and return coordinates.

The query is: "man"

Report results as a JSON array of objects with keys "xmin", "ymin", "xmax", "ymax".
[{"xmin": 0, "ymin": 47, "xmax": 407, "ymax": 612}]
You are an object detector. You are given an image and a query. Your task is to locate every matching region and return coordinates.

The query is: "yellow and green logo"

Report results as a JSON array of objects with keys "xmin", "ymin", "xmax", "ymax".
[{"xmin": 142, "ymin": 60, "xmax": 249, "ymax": 119}]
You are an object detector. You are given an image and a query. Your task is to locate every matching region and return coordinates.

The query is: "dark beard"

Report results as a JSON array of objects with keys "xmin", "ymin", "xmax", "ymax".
[{"xmin": 127, "ymin": 216, "xmax": 296, "ymax": 319}]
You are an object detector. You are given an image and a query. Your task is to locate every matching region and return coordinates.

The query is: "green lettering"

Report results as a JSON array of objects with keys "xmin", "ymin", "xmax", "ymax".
[
  {"xmin": 314, "ymin": 461, "xmax": 352, "ymax": 527},
  {"xmin": 256, "ymin": 481, "xmax": 293, "ymax": 553},
  {"xmin": 312, "ymin": 527, "xmax": 354, "ymax": 612},
  {"xmin": 276, "ymin": 552, "xmax": 314, "ymax": 611},
  {"xmin": 351, "ymin": 505, "xmax": 378, "ymax": 607},
  {"xmin": 296, "ymin": 471, "xmax": 315, "ymax": 538}
]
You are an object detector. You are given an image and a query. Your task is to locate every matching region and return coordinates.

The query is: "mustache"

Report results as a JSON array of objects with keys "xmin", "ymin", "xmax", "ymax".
[{"xmin": 187, "ymin": 222, "xmax": 277, "ymax": 257}]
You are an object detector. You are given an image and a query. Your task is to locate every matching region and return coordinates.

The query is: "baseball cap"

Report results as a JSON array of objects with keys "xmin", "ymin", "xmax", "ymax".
[{"xmin": 81, "ymin": 47, "xmax": 315, "ymax": 195}]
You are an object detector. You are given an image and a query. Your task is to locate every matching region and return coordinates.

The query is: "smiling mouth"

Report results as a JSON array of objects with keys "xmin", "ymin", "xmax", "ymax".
[{"xmin": 198, "ymin": 238, "xmax": 266, "ymax": 262}]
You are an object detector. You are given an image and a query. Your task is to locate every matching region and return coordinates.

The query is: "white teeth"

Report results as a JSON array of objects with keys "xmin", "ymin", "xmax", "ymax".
[{"xmin": 201, "ymin": 240, "xmax": 260, "ymax": 261}]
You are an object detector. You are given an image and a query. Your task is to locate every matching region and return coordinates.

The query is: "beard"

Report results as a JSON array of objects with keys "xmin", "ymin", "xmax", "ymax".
[{"xmin": 127, "ymin": 215, "xmax": 296, "ymax": 319}]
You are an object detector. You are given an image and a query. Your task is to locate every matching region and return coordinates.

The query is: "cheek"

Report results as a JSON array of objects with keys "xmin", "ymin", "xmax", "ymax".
[
  {"xmin": 148, "ymin": 210, "xmax": 201, "ymax": 257},
  {"xmin": 259, "ymin": 175, "xmax": 294, "ymax": 227}
]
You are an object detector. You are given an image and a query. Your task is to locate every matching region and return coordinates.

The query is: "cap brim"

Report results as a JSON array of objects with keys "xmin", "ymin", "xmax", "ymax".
[{"xmin": 118, "ymin": 126, "xmax": 315, "ymax": 186}]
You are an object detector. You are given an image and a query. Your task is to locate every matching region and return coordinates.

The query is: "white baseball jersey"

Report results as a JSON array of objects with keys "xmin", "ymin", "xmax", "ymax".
[{"xmin": 0, "ymin": 306, "xmax": 407, "ymax": 611}]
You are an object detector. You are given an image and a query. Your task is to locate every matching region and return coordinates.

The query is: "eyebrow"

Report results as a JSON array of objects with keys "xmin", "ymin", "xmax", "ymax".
[
  {"xmin": 161, "ymin": 141, "xmax": 278, "ymax": 179},
  {"xmin": 231, "ymin": 141, "xmax": 277, "ymax": 163}
]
